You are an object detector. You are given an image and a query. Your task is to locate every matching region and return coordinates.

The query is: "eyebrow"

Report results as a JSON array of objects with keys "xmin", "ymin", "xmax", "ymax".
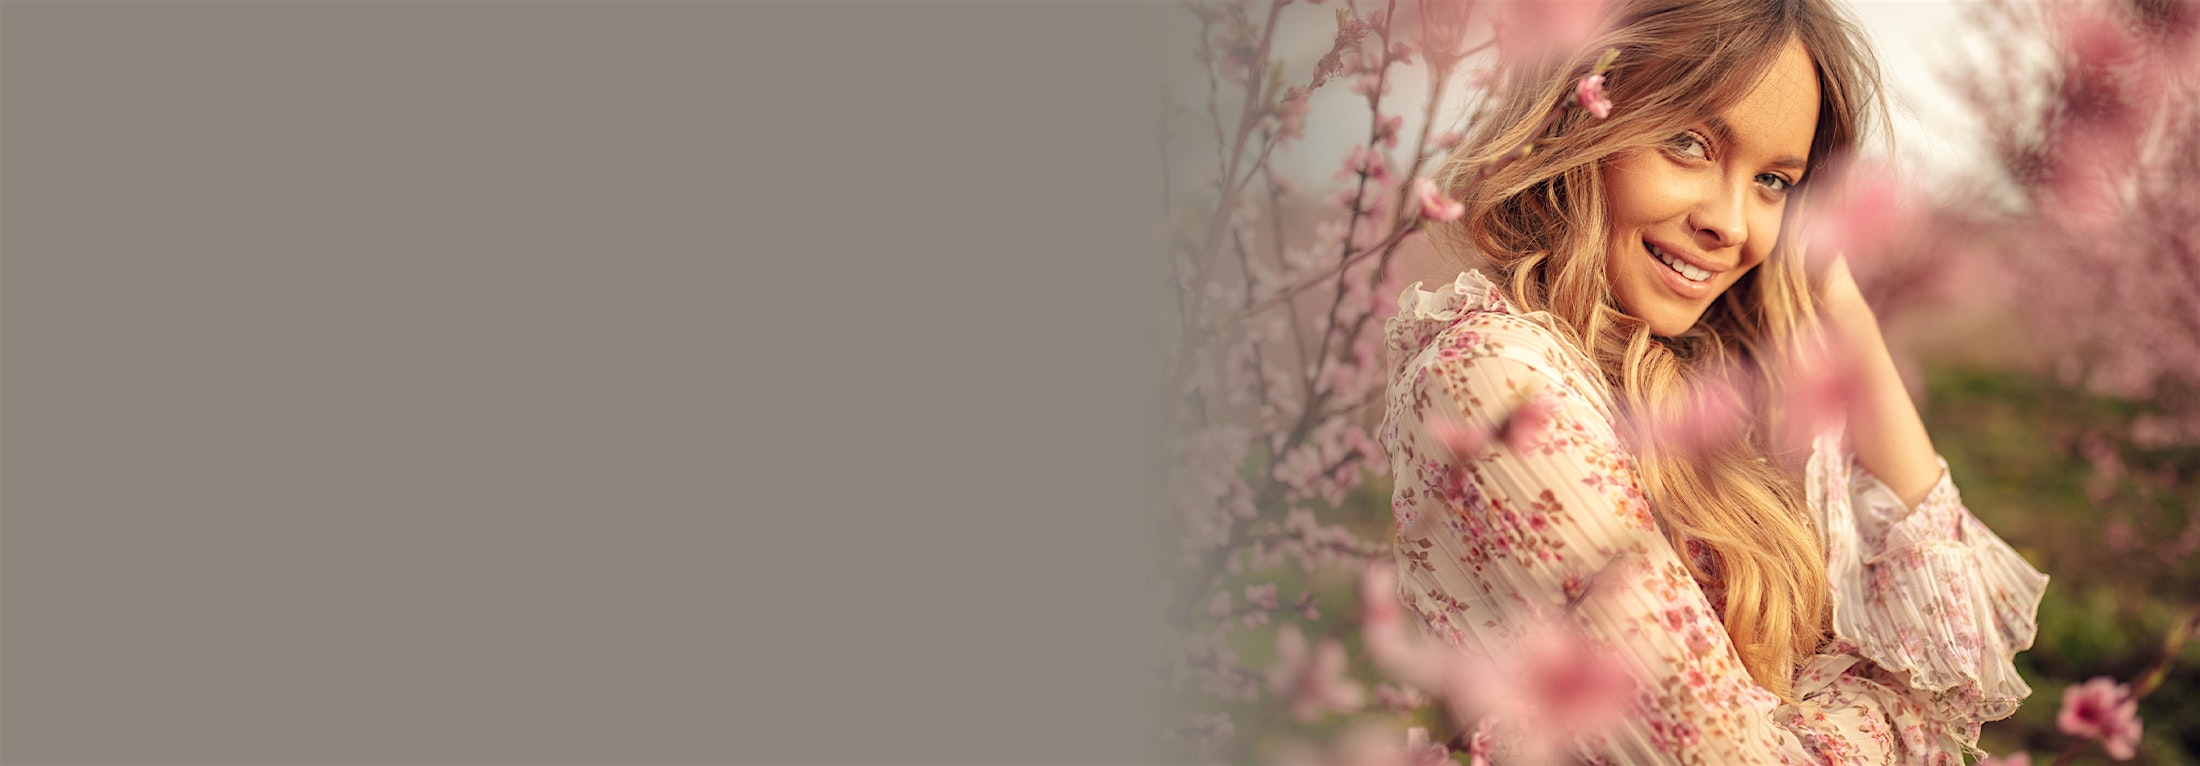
[{"xmin": 1704, "ymin": 116, "xmax": 1809, "ymax": 173}]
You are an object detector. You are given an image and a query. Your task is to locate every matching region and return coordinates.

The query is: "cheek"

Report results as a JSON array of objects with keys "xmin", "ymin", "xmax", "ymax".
[{"xmin": 1742, "ymin": 208, "xmax": 1788, "ymax": 267}]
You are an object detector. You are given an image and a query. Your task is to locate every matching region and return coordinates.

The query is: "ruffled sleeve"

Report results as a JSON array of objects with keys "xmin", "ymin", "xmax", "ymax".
[{"xmin": 1807, "ymin": 425, "xmax": 2052, "ymax": 751}]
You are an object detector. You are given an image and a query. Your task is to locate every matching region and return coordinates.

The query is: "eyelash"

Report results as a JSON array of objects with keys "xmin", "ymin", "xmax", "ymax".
[{"xmin": 1663, "ymin": 130, "xmax": 1799, "ymax": 196}]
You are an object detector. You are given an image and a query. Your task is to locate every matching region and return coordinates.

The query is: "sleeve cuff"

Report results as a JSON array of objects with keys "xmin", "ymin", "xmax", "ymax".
[{"xmin": 1812, "ymin": 437, "xmax": 2051, "ymax": 737}]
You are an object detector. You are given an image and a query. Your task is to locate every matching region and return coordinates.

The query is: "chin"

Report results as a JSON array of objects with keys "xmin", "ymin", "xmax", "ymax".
[{"xmin": 1643, "ymin": 310, "xmax": 1706, "ymax": 338}]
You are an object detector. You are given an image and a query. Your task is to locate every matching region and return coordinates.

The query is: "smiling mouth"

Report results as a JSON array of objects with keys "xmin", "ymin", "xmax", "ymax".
[{"xmin": 1647, "ymin": 241, "xmax": 1712, "ymax": 283}]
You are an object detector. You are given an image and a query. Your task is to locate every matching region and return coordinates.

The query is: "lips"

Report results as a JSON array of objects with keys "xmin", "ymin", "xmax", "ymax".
[{"xmin": 1644, "ymin": 239, "xmax": 1735, "ymax": 284}]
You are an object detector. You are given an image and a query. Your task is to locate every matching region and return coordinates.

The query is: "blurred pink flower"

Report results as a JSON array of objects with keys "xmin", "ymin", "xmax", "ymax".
[
  {"xmin": 1248, "ymin": 581, "xmax": 1281, "ymax": 610},
  {"xmin": 1414, "ymin": 178, "xmax": 1466, "ymax": 222},
  {"xmin": 1338, "ymin": 144, "xmax": 1398, "ymax": 190},
  {"xmin": 1376, "ymin": 681, "xmax": 1432, "ymax": 712},
  {"xmin": 2058, "ymin": 676, "xmax": 2143, "ymax": 760},
  {"xmin": 1377, "ymin": 113, "xmax": 1406, "ymax": 149},
  {"xmin": 1641, "ymin": 373, "xmax": 1748, "ymax": 458},
  {"xmin": 1427, "ymin": 411, "xmax": 1491, "ymax": 458},
  {"xmin": 1574, "ymin": 74, "xmax": 1611, "ymax": 118},
  {"xmin": 1513, "ymin": 621, "xmax": 1636, "ymax": 723},
  {"xmin": 1352, "ymin": 72, "xmax": 1392, "ymax": 99},
  {"xmin": 1389, "ymin": 41, "xmax": 1419, "ymax": 67},
  {"xmin": 1404, "ymin": 726, "xmax": 1450, "ymax": 766},
  {"xmin": 1496, "ymin": 393, "xmax": 1557, "ymax": 451},
  {"xmin": 1977, "ymin": 753, "xmax": 2031, "ymax": 766},
  {"xmin": 1432, "ymin": 130, "xmax": 1467, "ymax": 151},
  {"xmin": 1465, "ymin": 716, "xmax": 1496, "ymax": 766},
  {"xmin": 1431, "ymin": 618, "xmax": 1637, "ymax": 762},
  {"xmin": 1491, "ymin": 0, "xmax": 1609, "ymax": 65},
  {"xmin": 1804, "ymin": 159, "xmax": 1914, "ymax": 266},
  {"xmin": 1359, "ymin": 561, "xmax": 1456, "ymax": 690},
  {"xmin": 1418, "ymin": 0, "xmax": 1477, "ymax": 74},
  {"xmin": 2104, "ymin": 515, "xmax": 2137, "ymax": 552},
  {"xmin": 1274, "ymin": 86, "xmax": 1312, "ymax": 142},
  {"xmin": 1269, "ymin": 624, "xmax": 1369, "ymax": 723},
  {"xmin": 1785, "ymin": 347, "xmax": 1865, "ymax": 437}
]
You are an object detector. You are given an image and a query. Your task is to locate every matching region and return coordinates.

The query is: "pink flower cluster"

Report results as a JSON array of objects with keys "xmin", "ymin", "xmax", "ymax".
[
  {"xmin": 1358, "ymin": 561, "xmax": 1638, "ymax": 762},
  {"xmin": 2057, "ymin": 676, "xmax": 2144, "ymax": 760}
]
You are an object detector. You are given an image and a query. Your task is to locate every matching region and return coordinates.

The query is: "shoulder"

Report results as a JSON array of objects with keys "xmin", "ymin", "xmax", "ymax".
[{"xmin": 1411, "ymin": 310, "xmax": 1605, "ymax": 408}]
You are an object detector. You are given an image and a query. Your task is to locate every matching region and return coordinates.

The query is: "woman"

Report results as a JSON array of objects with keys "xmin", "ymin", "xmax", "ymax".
[{"xmin": 1379, "ymin": 0, "xmax": 2049, "ymax": 761}]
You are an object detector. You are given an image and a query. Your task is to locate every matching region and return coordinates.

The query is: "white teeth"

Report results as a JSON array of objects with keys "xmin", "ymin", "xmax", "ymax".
[{"xmin": 1648, "ymin": 243, "xmax": 1710, "ymax": 282}]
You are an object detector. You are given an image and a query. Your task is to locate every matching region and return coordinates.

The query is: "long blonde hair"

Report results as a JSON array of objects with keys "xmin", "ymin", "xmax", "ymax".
[{"xmin": 1426, "ymin": 0, "xmax": 1885, "ymax": 702}]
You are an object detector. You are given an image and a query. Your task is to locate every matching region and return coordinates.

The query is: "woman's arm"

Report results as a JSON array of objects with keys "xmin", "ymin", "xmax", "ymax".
[{"xmin": 1816, "ymin": 256, "xmax": 1942, "ymax": 509}]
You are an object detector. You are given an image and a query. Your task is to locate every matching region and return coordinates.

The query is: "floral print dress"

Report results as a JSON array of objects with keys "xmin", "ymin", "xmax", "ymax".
[{"xmin": 1377, "ymin": 270, "xmax": 2051, "ymax": 764}]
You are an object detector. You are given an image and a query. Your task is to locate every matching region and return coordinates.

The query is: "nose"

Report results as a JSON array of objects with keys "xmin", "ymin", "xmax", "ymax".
[{"xmin": 1688, "ymin": 177, "xmax": 1748, "ymax": 251}]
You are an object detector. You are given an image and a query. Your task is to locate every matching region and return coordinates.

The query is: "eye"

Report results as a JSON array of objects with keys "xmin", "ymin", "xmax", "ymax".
[
  {"xmin": 1666, "ymin": 131, "xmax": 1710, "ymax": 161},
  {"xmin": 1756, "ymin": 172, "xmax": 1795, "ymax": 194}
]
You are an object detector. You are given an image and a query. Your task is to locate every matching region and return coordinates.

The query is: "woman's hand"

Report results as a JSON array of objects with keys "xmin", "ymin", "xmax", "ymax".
[
  {"xmin": 1814, "ymin": 252, "xmax": 1875, "ymax": 336},
  {"xmin": 1811, "ymin": 252, "xmax": 1942, "ymax": 510}
]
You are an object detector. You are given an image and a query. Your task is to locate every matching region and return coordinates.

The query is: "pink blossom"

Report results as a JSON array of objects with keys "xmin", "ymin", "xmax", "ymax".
[
  {"xmin": 1497, "ymin": 393, "xmax": 1558, "ymax": 451},
  {"xmin": 1417, "ymin": 0, "xmax": 1477, "ymax": 74},
  {"xmin": 1435, "ymin": 618, "xmax": 1637, "ymax": 761},
  {"xmin": 1574, "ymin": 74, "xmax": 1611, "ymax": 118},
  {"xmin": 1413, "ymin": 177, "xmax": 1466, "ymax": 222},
  {"xmin": 1376, "ymin": 682, "xmax": 1432, "ymax": 712},
  {"xmin": 1426, "ymin": 412, "xmax": 1490, "ymax": 458},
  {"xmin": 1352, "ymin": 72, "xmax": 1392, "ymax": 99},
  {"xmin": 2057, "ymin": 676, "xmax": 2144, "ymax": 760},
  {"xmin": 1464, "ymin": 716, "xmax": 1497, "ymax": 766},
  {"xmin": 1268, "ymin": 624, "xmax": 1369, "ymax": 723},
  {"xmin": 2104, "ymin": 515, "xmax": 2137, "ymax": 552},
  {"xmin": 1329, "ymin": 186, "xmax": 1368, "ymax": 213},
  {"xmin": 1804, "ymin": 160, "xmax": 1914, "ymax": 266},
  {"xmin": 1404, "ymin": 726, "xmax": 1450, "ymax": 766},
  {"xmin": 1512, "ymin": 622, "xmax": 1636, "ymax": 724},
  {"xmin": 1273, "ymin": 86, "xmax": 1312, "ymax": 142},
  {"xmin": 1376, "ymin": 113, "xmax": 1406, "ymax": 149},
  {"xmin": 1337, "ymin": 144, "xmax": 1397, "ymax": 190},
  {"xmin": 1247, "ymin": 581, "xmax": 1280, "ymax": 610},
  {"xmin": 1783, "ymin": 348, "xmax": 1866, "ymax": 437},
  {"xmin": 1358, "ymin": 561, "xmax": 1455, "ymax": 690},
  {"xmin": 1389, "ymin": 41, "xmax": 1418, "ymax": 67},
  {"xmin": 1977, "ymin": 754, "xmax": 2031, "ymax": 766},
  {"xmin": 1641, "ymin": 373, "xmax": 1749, "ymax": 458},
  {"xmin": 1431, "ymin": 130, "xmax": 1466, "ymax": 151},
  {"xmin": 1491, "ymin": 0, "xmax": 1609, "ymax": 64}
]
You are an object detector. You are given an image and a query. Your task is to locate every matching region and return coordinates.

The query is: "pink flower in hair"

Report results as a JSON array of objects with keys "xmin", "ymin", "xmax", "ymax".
[
  {"xmin": 2057, "ymin": 676, "xmax": 2143, "ymax": 760},
  {"xmin": 1414, "ymin": 178, "xmax": 1466, "ymax": 222},
  {"xmin": 1574, "ymin": 74, "xmax": 1612, "ymax": 118}
]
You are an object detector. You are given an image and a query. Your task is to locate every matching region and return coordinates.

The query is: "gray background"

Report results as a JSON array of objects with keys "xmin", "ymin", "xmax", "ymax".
[{"xmin": 3, "ymin": 1, "xmax": 1182, "ymax": 763}]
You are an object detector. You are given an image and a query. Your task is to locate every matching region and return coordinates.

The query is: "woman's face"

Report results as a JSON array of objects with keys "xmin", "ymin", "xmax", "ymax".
[{"xmin": 1601, "ymin": 37, "xmax": 1821, "ymax": 337}]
